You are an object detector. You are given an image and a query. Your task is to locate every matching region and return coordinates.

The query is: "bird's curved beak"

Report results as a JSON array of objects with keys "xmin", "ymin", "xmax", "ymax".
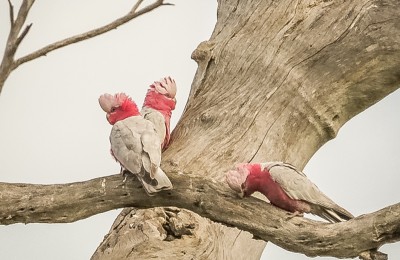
[
  {"xmin": 99, "ymin": 94, "xmax": 115, "ymax": 113},
  {"xmin": 238, "ymin": 190, "xmax": 245, "ymax": 198}
]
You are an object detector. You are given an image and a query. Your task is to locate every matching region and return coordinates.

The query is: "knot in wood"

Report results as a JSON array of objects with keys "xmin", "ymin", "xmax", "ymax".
[
  {"xmin": 191, "ymin": 41, "xmax": 214, "ymax": 62},
  {"xmin": 200, "ymin": 112, "xmax": 213, "ymax": 124}
]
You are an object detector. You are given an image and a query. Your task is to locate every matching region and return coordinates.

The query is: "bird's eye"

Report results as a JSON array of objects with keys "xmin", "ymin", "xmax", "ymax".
[{"xmin": 110, "ymin": 107, "xmax": 116, "ymax": 112}]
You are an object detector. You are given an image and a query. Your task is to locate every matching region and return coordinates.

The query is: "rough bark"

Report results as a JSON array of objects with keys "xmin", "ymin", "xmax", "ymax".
[
  {"xmin": 92, "ymin": 0, "xmax": 400, "ymax": 259},
  {"xmin": 1, "ymin": 174, "xmax": 399, "ymax": 258}
]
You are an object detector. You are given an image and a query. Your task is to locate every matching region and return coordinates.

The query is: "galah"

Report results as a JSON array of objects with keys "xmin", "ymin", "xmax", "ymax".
[
  {"xmin": 141, "ymin": 76, "xmax": 176, "ymax": 150},
  {"xmin": 99, "ymin": 92, "xmax": 173, "ymax": 195},
  {"xmin": 226, "ymin": 162, "xmax": 354, "ymax": 223}
]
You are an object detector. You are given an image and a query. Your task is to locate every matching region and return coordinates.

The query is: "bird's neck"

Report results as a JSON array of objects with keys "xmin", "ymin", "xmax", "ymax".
[
  {"xmin": 246, "ymin": 164, "xmax": 301, "ymax": 213},
  {"xmin": 143, "ymin": 90, "xmax": 175, "ymax": 119},
  {"xmin": 143, "ymin": 90, "xmax": 175, "ymax": 149},
  {"xmin": 244, "ymin": 164, "xmax": 266, "ymax": 196},
  {"xmin": 109, "ymin": 107, "xmax": 140, "ymax": 125}
]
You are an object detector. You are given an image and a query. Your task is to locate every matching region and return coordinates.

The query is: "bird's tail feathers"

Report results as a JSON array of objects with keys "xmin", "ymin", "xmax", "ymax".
[
  {"xmin": 321, "ymin": 208, "xmax": 353, "ymax": 223},
  {"xmin": 138, "ymin": 167, "xmax": 173, "ymax": 196}
]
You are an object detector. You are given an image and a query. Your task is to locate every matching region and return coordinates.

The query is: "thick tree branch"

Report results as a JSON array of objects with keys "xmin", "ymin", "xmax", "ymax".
[{"xmin": 0, "ymin": 172, "xmax": 398, "ymax": 259}]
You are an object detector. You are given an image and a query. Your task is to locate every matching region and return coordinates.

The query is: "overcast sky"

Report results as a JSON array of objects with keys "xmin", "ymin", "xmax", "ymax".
[{"xmin": 0, "ymin": 1, "xmax": 398, "ymax": 259}]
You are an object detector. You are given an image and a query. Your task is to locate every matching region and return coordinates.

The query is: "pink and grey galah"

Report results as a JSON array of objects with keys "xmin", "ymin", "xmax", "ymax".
[
  {"xmin": 226, "ymin": 162, "xmax": 354, "ymax": 223},
  {"xmin": 99, "ymin": 92, "xmax": 173, "ymax": 195},
  {"xmin": 141, "ymin": 76, "xmax": 176, "ymax": 151}
]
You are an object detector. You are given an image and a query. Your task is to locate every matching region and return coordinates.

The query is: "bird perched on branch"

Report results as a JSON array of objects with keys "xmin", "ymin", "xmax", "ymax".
[
  {"xmin": 99, "ymin": 92, "xmax": 173, "ymax": 195},
  {"xmin": 141, "ymin": 76, "xmax": 177, "ymax": 151},
  {"xmin": 226, "ymin": 162, "xmax": 354, "ymax": 223}
]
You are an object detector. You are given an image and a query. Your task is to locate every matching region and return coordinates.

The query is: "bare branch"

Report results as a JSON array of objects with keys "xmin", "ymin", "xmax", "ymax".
[
  {"xmin": 1, "ymin": 0, "xmax": 170, "ymax": 94},
  {"xmin": 7, "ymin": 0, "xmax": 14, "ymax": 26},
  {"xmin": 131, "ymin": 0, "xmax": 144, "ymax": 12},
  {"xmin": 14, "ymin": 0, "xmax": 168, "ymax": 68},
  {"xmin": 0, "ymin": 172, "xmax": 398, "ymax": 259},
  {"xmin": 0, "ymin": 0, "xmax": 35, "ymax": 94},
  {"xmin": 15, "ymin": 23, "xmax": 32, "ymax": 48}
]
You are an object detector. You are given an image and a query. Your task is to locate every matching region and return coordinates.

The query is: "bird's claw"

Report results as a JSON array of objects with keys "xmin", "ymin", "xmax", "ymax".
[{"xmin": 121, "ymin": 169, "xmax": 130, "ymax": 183}]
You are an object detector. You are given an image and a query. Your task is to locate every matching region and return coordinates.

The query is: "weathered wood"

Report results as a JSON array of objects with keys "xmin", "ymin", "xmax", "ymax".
[
  {"xmin": 0, "ymin": 173, "xmax": 399, "ymax": 258},
  {"xmin": 166, "ymin": 0, "xmax": 400, "ymax": 176},
  {"xmin": 91, "ymin": 207, "xmax": 264, "ymax": 260},
  {"xmin": 92, "ymin": 0, "xmax": 400, "ymax": 259}
]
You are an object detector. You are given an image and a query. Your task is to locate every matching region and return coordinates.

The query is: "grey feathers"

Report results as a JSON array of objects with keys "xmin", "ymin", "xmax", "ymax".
[
  {"xmin": 265, "ymin": 162, "xmax": 353, "ymax": 222},
  {"xmin": 110, "ymin": 116, "xmax": 172, "ymax": 195}
]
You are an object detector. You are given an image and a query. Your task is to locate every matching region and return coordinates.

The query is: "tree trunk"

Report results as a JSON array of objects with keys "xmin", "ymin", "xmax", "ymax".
[{"xmin": 92, "ymin": 0, "xmax": 400, "ymax": 258}]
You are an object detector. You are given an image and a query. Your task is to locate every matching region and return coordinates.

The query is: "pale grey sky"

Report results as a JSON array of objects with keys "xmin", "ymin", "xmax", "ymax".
[{"xmin": 0, "ymin": 1, "xmax": 398, "ymax": 259}]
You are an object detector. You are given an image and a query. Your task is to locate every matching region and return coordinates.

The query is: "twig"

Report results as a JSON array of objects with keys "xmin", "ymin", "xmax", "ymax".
[
  {"xmin": 7, "ymin": 0, "xmax": 14, "ymax": 26},
  {"xmin": 1, "ymin": 0, "xmax": 170, "ymax": 94},
  {"xmin": 131, "ymin": 0, "xmax": 144, "ymax": 12},
  {"xmin": 0, "ymin": 0, "xmax": 35, "ymax": 95},
  {"xmin": 15, "ymin": 23, "xmax": 32, "ymax": 48},
  {"xmin": 14, "ymin": 0, "xmax": 167, "ymax": 68}
]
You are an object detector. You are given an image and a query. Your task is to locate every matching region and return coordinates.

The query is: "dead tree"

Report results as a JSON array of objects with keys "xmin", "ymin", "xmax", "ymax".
[{"xmin": 1, "ymin": 0, "xmax": 400, "ymax": 259}]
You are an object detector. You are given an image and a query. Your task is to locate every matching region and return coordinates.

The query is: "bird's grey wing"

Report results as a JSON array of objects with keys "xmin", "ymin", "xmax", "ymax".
[
  {"xmin": 268, "ymin": 163, "xmax": 346, "ymax": 210},
  {"xmin": 261, "ymin": 162, "xmax": 307, "ymax": 177},
  {"xmin": 141, "ymin": 107, "xmax": 166, "ymax": 144},
  {"xmin": 110, "ymin": 121, "xmax": 143, "ymax": 174},
  {"xmin": 268, "ymin": 163, "xmax": 353, "ymax": 220},
  {"xmin": 125, "ymin": 117, "xmax": 163, "ymax": 180},
  {"xmin": 140, "ymin": 130, "xmax": 162, "ymax": 179}
]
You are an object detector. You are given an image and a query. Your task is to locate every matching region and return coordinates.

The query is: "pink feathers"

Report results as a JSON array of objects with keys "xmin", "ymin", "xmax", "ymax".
[
  {"xmin": 226, "ymin": 164, "xmax": 251, "ymax": 196},
  {"xmin": 143, "ymin": 77, "xmax": 177, "ymax": 150},
  {"xmin": 98, "ymin": 93, "xmax": 140, "ymax": 125},
  {"xmin": 150, "ymin": 76, "xmax": 177, "ymax": 99},
  {"xmin": 226, "ymin": 162, "xmax": 354, "ymax": 223},
  {"xmin": 99, "ymin": 76, "xmax": 177, "ymax": 149}
]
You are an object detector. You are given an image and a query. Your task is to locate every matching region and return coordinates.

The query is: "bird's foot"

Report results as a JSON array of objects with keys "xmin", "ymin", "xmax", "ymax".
[{"xmin": 121, "ymin": 169, "xmax": 131, "ymax": 183}]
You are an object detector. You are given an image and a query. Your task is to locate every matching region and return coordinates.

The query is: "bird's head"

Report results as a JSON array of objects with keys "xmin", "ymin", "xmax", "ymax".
[
  {"xmin": 225, "ymin": 163, "xmax": 252, "ymax": 198},
  {"xmin": 98, "ymin": 93, "xmax": 140, "ymax": 125},
  {"xmin": 144, "ymin": 77, "xmax": 177, "ymax": 114}
]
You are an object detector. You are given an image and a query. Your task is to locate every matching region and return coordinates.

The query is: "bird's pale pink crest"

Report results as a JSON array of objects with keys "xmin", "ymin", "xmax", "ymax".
[
  {"xmin": 151, "ymin": 76, "xmax": 177, "ymax": 99},
  {"xmin": 225, "ymin": 164, "xmax": 250, "ymax": 197},
  {"xmin": 99, "ymin": 93, "xmax": 133, "ymax": 111},
  {"xmin": 99, "ymin": 93, "xmax": 117, "ymax": 113}
]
